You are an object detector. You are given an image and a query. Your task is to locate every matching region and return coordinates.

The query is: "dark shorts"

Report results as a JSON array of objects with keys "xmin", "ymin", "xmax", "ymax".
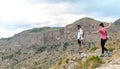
[{"xmin": 78, "ymin": 39, "xmax": 83, "ymax": 45}]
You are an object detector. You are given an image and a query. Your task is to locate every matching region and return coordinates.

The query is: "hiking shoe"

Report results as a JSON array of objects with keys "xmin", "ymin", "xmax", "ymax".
[
  {"xmin": 99, "ymin": 54, "xmax": 104, "ymax": 58},
  {"xmin": 107, "ymin": 51, "xmax": 111, "ymax": 57}
]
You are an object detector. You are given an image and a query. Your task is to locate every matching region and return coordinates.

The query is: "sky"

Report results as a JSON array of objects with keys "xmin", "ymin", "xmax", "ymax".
[{"xmin": 0, "ymin": 0, "xmax": 120, "ymax": 38}]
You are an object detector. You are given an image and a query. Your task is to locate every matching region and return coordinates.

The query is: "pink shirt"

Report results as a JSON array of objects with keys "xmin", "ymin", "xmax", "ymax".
[{"xmin": 98, "ymin": 28, "xmax": 107, "ymax": 40}]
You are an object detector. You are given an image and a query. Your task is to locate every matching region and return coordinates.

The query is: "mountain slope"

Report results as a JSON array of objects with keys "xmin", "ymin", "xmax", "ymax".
[
  {"xmin": 114, "ymin": 18, "xmax": 120, "ymax": 25},
  {"xmin": 50, "ymin": 31, "xmax": 120, "ymax": 69},
  {"xmin": 0, "ymin": 17, "xmax": 120, "ymax": 69}
]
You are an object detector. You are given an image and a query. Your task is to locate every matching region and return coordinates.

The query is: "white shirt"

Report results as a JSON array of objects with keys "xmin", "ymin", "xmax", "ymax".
[{"xmin": 77, "ymin": 28, "xmax": 83, "ymax": 40}]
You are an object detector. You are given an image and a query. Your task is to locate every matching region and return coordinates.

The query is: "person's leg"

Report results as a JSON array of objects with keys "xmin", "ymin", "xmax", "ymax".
[
  {"xmin": 78, "ymin": 40, "xmax": 82, "ymax": 50},
  {"xmin": 102, "ymin": 39, "xmax": 111, "ymax": 57},
  {"xmin": 101, "ymin": 39, "xmax": 105, "ymax": 54},
  {"xmin": 102, "ymin": 39, "xmax": 108, "ymax": 52},
  {"xmin": 78, "ymin": 40, "xmax": 83, "ymax": 54},
  {"xmin": 103, "ymin": 39, "xmax": 111, "ymax": 57},
  {"xmin": 100, "ymin": 39, "xmax": 105, "ymax": 57},
  {"xmin": 101, "ymin": 39, "xmax": 111, "ymax": 57},
  {"xmin": 80, "ymin": 40, "xmax": 84, "ymax": 50}
]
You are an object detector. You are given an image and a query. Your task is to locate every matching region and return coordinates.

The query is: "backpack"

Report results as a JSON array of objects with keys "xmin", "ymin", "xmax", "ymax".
[{"xmin": 105, "ymin": 31, "xmax": 108, "ymax": 40}]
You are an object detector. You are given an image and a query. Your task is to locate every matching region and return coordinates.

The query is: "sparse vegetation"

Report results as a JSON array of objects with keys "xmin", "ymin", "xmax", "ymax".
[
  {"xmin": 15, "ymin": 49, "xmax": 22, "ymax": 55},
  {"xmin": 83, "ymin": 56, "xmax": 105, "ymax": 69},
  {"xmin": 53, "ymin": 55, "xmax": 105, "ymax": 69},
  {"xmin": 1, "ymin": 37, "xmax": 12, "ymax": 40},
  {"xmin": 35, "ymin": 46, "xmax": 47, "ymax": 53},
  {"xmin": 50, "ymin": 44, "xmax": 60, "ymax": 50},
  {"xmin": 30, "ymin": 27, "xmax": 60, "ymax": 32},
  {"xmin": 63, "ymin": 42, "xmax": 69, "ymax": 51},
  {"xmin": 90, "ymin": 46, "xmax": 98, "ymax": 51},
  {"xmin": 3, "ymin": 54, "xmax": 15, "ymax": 59},
  {"xmin": 56, "ymin": 58, "xmax": 70, "ymax": 69},
  {"xmin": 107, "ymin": 46, "xmax": 115, "ymax": 52}
]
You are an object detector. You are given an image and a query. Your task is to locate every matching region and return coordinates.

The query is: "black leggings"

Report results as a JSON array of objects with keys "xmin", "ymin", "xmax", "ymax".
[{"xmin": 101, "ymin": 39, "xmax": 108, "ymax": 54}]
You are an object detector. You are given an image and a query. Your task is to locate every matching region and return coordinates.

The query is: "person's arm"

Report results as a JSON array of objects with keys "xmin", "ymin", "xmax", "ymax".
[
  {"xmin": 105, "ymin": 21, "xmax": 112, "ymax": 29},
  {"xmin": 91, "ymin": 30, "xmax": 99, "ymax": 34}
]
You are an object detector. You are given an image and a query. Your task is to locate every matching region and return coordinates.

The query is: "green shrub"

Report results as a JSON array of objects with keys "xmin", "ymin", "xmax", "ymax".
[
  {"xmin": 35, "ymin": 46, "xmax": 47, "ymax": 53},
  {"xmin": 57, "ymin": 58, "xmax": 69, "ymax": 67},
  {"xmin": 63, "ymin": 42, "xmax": 69, "ymax": 51},
  {"xmin": 15, "ymin": 49, "xmax": 21, "ymax": 55},
  {"xmin": 107, "ymin": 46, "xmax": 115, "ymax": 52},
  {"xmin": 50, "ymin": 44, "xmax": 60, "ymax": 50},
  {"xmin": 76, "ymin": 56, "xmax": 104, "ymax": 69},
  {"xmin": 84, "ymin": 56, "xmax": 104, "ymax": 69},
  {"xmin": 58, "ymin": 60, "xmax": 62, "ymax": 66},
  {"xmin": 3, "ymin": 54, "xmax": 15, "ymax": 59},
  {"xmin": 90, "ymin": 46, "xmax": 98, "ymax": 51},
  {"xmin": 65, "ymin": 58, "xmax": 69, "ymax": 63}
]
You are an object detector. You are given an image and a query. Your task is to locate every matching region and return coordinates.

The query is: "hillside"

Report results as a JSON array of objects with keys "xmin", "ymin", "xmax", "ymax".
[
  {"xmin": 0, "ymin": 17, "xmax": 120, "ymax": 69},
  {"xmin": 50, "ymin": 31, "xmax": 120, "ymax": 69}
]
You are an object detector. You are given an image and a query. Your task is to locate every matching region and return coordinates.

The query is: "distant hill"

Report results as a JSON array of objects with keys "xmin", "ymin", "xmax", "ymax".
[
  {"xmin": 0, "ymin": 17, "xmax": 120, "ymax": 69},
  {"xmin": 114, "ymin": 18, "xmax": 120, "ymax": 25}
]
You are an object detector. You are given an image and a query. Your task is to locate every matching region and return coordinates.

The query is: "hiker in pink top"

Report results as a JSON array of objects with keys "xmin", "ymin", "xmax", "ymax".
[
  {"xmin": 99, "ymin": 27, "xmax": 107, "ymax": 40},
  {"xmin": 91, "ymin": 21, "xmax": 112, "ymax": 58}
]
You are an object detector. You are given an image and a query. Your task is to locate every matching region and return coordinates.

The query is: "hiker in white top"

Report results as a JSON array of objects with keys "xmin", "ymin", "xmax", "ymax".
[
  {"xmin": 77, "ymin": 25, "xmax": 84, "ymax": 52},
  {"xmin": 77, "ymin": 28, "xmax": 84, "ymax": 40}
]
